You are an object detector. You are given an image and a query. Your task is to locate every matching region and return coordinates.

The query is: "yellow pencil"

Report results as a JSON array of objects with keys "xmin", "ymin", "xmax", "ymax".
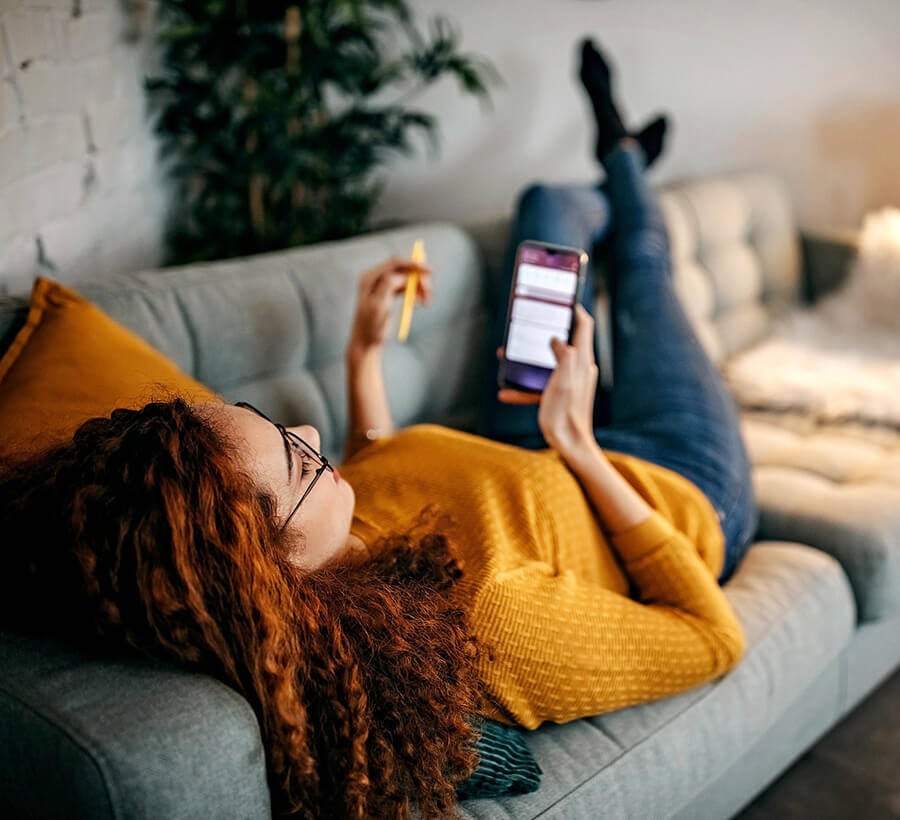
[{"xmin": 397, "ymin": 239, "xmax": 425, "ymax": 342}]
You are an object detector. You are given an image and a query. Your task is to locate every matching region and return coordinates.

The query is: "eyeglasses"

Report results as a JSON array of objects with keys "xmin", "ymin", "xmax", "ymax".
[{"xmin": 234, "ymin": 402, "xmax": 333, "ymax": 532}]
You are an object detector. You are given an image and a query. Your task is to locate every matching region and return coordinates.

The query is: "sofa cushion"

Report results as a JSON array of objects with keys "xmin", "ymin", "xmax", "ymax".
[
  {"xmin": 0, "ymin": 631, "xmax": 271, "ymax": 820},
  {"xmin": 0, "ymin": 624, "xmax": 543, "ymax": 815},
  {"xmin": 659, "ymin": 172, "xmax": 801, "ymax": 364},
  {"xmin": 742, "ymin": 413, "xmax": 900, "ymax": 622},
  {"xmin": 457, "ymin": 542, "xmax": 854, "ymax": 818},
  {"xmin": 0, "ymin": 278, "xmax": 217, "ymax": 458}
]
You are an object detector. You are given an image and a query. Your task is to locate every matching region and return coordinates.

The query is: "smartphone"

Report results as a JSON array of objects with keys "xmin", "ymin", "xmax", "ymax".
[{"xmin": 498, "ymin": 240, "xmax": 589, "ymax": 393}]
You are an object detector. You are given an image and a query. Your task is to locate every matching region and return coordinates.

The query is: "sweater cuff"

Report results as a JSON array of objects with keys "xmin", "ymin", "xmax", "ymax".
[{"xmin": 610, "ymin": 511, "xmax": 677, "ymax": 562}]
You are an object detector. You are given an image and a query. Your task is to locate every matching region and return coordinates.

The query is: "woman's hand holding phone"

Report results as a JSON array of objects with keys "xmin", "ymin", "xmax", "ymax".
[
  {"xmin": 501, "ymin": 307, "xmax": 656, "ymax": 534},
  {"xmin": 348, "ymin": 257, "xmax": 432, "ymax": 355},
  {"xmin": 499, "ymin": 304, "xmax": 599, "ymax": 463}
]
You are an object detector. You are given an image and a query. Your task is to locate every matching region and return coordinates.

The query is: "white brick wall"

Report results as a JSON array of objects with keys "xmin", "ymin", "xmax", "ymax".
[{"xmin": 0, "ymin": 0, "xmax": 165, "ymax": 296}]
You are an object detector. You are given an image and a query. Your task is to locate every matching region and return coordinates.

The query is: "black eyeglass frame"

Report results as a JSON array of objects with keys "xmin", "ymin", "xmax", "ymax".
[{"xmin": 234, "ymin": 402, "xmax": 333, "ymax": 531}]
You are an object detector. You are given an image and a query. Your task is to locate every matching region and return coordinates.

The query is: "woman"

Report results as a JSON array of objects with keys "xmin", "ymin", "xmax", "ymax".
[{"xmin": 0, "ymin": 41, "xmax": 755, "ymax": 819}]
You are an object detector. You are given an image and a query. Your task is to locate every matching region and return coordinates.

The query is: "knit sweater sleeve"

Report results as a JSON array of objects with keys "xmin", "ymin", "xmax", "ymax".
[{"xmin": 473, "ymin": 511, "xmax": 745, "ymax": 729}]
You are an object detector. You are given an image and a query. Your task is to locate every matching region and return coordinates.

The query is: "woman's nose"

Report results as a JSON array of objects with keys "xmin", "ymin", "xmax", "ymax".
[{"xmin": 289, "ymin": 425, "xmax": 320, "ymax": 452}]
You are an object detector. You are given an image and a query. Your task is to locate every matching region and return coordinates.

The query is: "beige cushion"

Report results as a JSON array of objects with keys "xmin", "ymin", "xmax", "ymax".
[
  {"xmin": 741, "ymin": 413, "xmax": 900, "ymax": 622},
  {"xmin": 659, "ymin": 171, "xmax": 801, "ymax": 363}
]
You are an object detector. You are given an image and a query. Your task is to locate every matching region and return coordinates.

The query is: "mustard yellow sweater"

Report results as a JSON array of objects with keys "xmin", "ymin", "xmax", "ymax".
[{"xmin": 341, "ymin": 425, "xmax": 745, "ymax": 729}]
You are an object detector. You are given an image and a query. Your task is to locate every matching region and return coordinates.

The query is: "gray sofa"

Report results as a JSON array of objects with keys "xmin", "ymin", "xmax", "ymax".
[{"xmin": 2, "ymin": 168, "xmax": 899, "ymax": 819}]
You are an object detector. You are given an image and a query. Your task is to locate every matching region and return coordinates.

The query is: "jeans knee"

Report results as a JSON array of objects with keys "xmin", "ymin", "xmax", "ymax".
[
  {"xmin": 517, "ymin": 183, "xmax": 564, "ymax": 217},
  {"xmin": 513, "ymin": 183, "xmax": 612, "ymax": 251}
]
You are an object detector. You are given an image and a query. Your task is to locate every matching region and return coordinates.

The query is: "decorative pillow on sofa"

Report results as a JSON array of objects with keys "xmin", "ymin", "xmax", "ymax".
[
  {"xmin": 457, "ymin": 717, "xmax": 542, "ymax": 800},
  {"xmin": 0, "ymin": 277, "xmax": 218, "ymax": 459}
]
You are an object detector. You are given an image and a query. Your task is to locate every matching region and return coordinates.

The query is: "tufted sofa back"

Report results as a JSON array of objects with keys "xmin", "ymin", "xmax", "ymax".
[
  {"xmin": 658, "ymin": 171, "xmax": 801, "ymax": 363},
  {"xmin": 0, "ymin": 222, "xmax": 488, "ymax": 461}
]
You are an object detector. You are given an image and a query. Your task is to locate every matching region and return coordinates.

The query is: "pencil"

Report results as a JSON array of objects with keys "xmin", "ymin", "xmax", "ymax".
[{"xmin": 397, "ymin": 239, "xmax": 425, "ymax": 342}]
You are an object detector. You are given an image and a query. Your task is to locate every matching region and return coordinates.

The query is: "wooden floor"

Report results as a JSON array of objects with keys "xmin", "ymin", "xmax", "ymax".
[{"xmin": 737, "ymin": 667, "xmax": 900, "ymax": 819}]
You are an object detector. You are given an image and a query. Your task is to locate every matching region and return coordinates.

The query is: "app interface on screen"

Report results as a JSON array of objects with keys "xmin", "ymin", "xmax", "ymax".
[{"xmin": 506, "ymin": 246, "xmax": 579, "ymax": 370}]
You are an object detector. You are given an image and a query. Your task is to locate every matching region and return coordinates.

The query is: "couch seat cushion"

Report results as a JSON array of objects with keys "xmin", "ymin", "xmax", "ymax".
[
  {"xmin": 458, "ymin": 542, "xmax": 854, "ymax": 819},
  {"xmin": 742, "ymin": 411, "xmax": 900, "ymax": 622},
  {"xmin": 0, "ymin": 632, "xmax": 271, "ymax": 819}
]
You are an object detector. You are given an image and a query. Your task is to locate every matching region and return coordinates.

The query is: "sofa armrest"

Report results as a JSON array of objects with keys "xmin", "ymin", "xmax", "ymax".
[
  {"xmin": 800, "ymin": 228, "xmax": 859, "ymax": 305},
  {"xmin": 0, "ymin": 631, "xmax": 272, "ymax": 819}
]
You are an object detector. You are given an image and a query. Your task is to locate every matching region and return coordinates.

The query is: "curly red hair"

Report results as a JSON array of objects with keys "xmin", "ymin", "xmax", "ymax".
[{"xmin": 0, "ymin": 399, "xmax": 485, "ymax": 818}]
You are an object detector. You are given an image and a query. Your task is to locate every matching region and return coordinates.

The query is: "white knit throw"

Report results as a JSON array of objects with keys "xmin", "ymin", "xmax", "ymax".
[{"xmin": 725, "ymin": 208, "xmax": 900, "ymax": 430}]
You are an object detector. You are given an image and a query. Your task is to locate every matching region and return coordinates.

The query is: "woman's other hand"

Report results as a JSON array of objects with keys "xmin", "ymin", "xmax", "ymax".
[
  {"xmin": 348, "ymin": 257, "xmax": 432, "ymax": 354},
  {"xmin": 344, "ymin": 257, "xmax": 429, "ymax": 461},
  {"xmin": 498, "ymin": 305, "xmax": 598, "ymax": 462}
]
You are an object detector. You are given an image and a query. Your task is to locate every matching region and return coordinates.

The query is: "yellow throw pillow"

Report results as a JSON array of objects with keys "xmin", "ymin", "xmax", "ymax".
[{"xmin": 0, "ymin": 277, "xmax": 219, "ymax": 458}]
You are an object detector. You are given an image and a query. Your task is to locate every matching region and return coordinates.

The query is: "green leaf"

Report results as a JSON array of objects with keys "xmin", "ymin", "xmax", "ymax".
[{"xmin": 148, "ymin": 0, "xmax": 499, "ymax": 261}]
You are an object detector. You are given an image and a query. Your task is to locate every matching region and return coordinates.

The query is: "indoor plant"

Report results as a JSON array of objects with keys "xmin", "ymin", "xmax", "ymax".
[{"xmin": 147, "ymin": 0, "xmax": 497, "ymax": 264}]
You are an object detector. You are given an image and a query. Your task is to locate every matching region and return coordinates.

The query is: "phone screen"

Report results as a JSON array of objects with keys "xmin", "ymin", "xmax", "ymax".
[{"xmin": 502, "ymin": 243, "xmax": 585, "ymax": 392}]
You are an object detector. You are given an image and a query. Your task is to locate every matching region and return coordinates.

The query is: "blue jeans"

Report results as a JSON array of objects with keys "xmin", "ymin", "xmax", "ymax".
[{"xmin": 480, "ymin": 144, "xmax": 757, "ymax": 582}]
